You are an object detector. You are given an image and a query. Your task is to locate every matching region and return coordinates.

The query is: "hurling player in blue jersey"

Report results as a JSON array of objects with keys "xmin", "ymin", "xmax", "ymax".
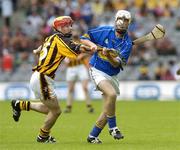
[{"xmin": 80, "ymin": 10, "xmax": 133, "ymax": 143}]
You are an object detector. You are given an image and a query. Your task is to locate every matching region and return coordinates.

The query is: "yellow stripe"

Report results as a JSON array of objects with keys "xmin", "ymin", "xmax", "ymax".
[
  {"xmin": 56, "ymin": 36, "xmax": 78, "ymax": 57},
  {"xmin": 46, "ymin": 56, "xmax": 64, "ymax": 75},
  {"xmin": 25, "ymin": 101, "xmax": 28, "ymax": 110},
  {"xmin": 20, "ymin": 101, "xmax": 23, "ymax": 110},
  {"xmin": 82, "ymin": 33, "xmax": 90, "ymax": 39}
]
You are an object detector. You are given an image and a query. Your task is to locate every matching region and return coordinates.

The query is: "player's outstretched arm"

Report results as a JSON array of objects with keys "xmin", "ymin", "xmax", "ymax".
[
  {"xmin": 79, "ymin": 45, "xmax": 93, "ymax": 54},
  {"xmin": 80, "ymin": 39, "xmax": 98, "ymax": 52}
]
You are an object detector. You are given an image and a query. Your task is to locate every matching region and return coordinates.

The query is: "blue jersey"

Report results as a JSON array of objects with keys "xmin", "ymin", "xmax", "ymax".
[{"xmin": 81, "ymin": 26, "xmax": 133, "ymax": 76}]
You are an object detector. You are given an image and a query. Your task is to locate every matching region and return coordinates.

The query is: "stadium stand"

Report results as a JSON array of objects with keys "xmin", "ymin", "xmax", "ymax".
[{"xmin": 0, "ymin": 0, "xmax": 180, "ymax": 81}]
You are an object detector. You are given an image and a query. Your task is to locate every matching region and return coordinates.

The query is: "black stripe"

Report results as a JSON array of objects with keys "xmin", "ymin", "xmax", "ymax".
[
  {"xmin": 48, "ymin": 57, "xmax": 65, "ymax": 78},
  {"xmin": 36, "ymin": 66, "xmax": 41, "ymax": 72},
  {"xmin": 42, "ymin": 60, "xmax": 59, "ymax": 75},
  {"xmin": 57, "ymin": 36, "xmax": 78, "ymax": 56},
  {"xmin": 40, "ymin": 73, "xmax": 50, "ymax": 100},
  {"xmin": 27, "ymin": 101, "xmax": 30, "ymax": 111},
  {"xmin": 43, "ymin": 56, "xmax": 65, "ymax": 78},
  {"xmin": 151, "ymin": 31, "xmax": 156, "ymax": 39},
  {"xmin": 155, "ymin": 25, "xmax": 165, "ymax": 34},
  {"xmin": 48, "ymin": 43, "xmax": 58, "ymax": 65}
]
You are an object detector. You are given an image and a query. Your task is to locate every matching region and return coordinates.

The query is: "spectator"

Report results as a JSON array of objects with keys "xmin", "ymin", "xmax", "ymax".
[
  {"xmin": 137, "ymin": 2, "xmax": 149, "ymax": 18},
  {"xmin": 11, "ymin": 27, "xmax": 31, "ymax": 69},
  {"xmin": 1, "ymin": 0, "xmax": 13, "ymax": 27},
  {"xmin": 175, "ymin": 17, "xmax": 180, "ymax": 31},
  {"xmin": 168, "ymin": 60, "xmax": 180, "ymax": 80},
  {"xmin": 138, "ymin": 64, "xmax": 151, "ymax": 80},
  {"xmin": 154, "ymin": 62, "xmax": 165, "ymax": 80},
  {"xmin": 79, "ymin": 0, "xmax": 94, "ymax": 26},
  {"xmin": 161, "ymin": 67, "xmax": 175, "ymax": 80},
  {"xmin": 113, "ymin": 0, "xmax": 128, "ymax": 11},
  {"xmin": 163, "ymin": 3, "xmax": 174, "ymax": 17},
  {"xmin": 91, "ymin": 0, "xmax": 104, "ymax": 17},
  {"xmin": 154, "ymin": 37, "xmax": 177, "ymax": 56},
  {"xmin": 2, "ymin": 51, "xmax": 14, "ymax": 73},
  {"xmin": 26, "ymin": 8, "xmax": 44, "ymax": 38}
]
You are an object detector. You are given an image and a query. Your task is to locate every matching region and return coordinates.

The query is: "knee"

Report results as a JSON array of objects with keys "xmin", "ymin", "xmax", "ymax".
[
  {"xmin": 54, "ymin": 108, "xmax": 62, "ymax": 118},
  {"xmin": 68, "ymin": 87, "xmax": 74, "ymax": 93},
  {"xmin": 83, "ymin": 86, "xmax": 88, "ymax": 93},
  {"xmin": 107, "ymin": 92, "xmax": 117, "ymax": 101}
]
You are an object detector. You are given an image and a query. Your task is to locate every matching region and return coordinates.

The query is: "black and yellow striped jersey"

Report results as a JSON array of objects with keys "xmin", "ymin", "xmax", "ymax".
[
  {"xmin": 33, "ymin": 32, "xmax": 81, "ymax": 79},
  {"xmin": 67, "ymin": 58, "xmax": 86, "ymax": 67}
]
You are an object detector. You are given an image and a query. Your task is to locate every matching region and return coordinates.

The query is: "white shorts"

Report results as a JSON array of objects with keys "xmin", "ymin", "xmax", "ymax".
[
  {"xmin": 89, "ymin": 67, "xmax": 120, "ymax": 94},
  {"xmin": 66, "ymin": 64, "xmax": 89, "ymax": 81},
  {"xmin": 30, "ymin": 71, "xmax": 56, "ymax": 100}
]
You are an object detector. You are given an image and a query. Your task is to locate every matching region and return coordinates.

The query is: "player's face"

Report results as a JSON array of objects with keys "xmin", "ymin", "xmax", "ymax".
[
  {"xmin": 115, "ymin": 17, "xmax": 130, "ymax": 36},
  {"xmin": 115, "ymin": 17, "xmax": 130, "ymax": 31},
  {"xmin": 58, "ymin": 24, "xmax": 73, "ymax": 35}
]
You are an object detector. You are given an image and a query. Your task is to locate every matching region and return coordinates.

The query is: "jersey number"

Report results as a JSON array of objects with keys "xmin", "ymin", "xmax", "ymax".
[{"xmin": 39, "ymin": 42, "xmax": 50, "ymax": 61}]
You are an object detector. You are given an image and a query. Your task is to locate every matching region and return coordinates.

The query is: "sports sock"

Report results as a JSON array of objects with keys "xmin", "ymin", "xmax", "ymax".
[
  {"xmin": 87, "ymin": 104, "xmax": 92, "ymax": 108},
  {"xmin": 19, "ymin": 101, "xmax": 30, "ymax": 111},
  {"xmin": 66, "ymin": 105, "xmax": 72, "ymax": 109},
  {"xmin": 39, "ymin": 128, "xmax": 50, "ymax": 138},
  {"xmin": 89, "ymin": 125, "xmax": 102, "ymax": 137},
  {"xmin": 107, "ymin": 116, "xmax": 116, "ymax": 129}
]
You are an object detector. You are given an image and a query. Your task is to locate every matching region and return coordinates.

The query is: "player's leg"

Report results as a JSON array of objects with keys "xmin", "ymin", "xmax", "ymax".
[
  {"xmin": 11, "ymin": 71, "xmax": 61, "ymax": 143},
  {"xmin": 37, "ymin": 96, "xmax": 61, "ymax": 143},
  {"xmin": 88, "ymin": 67, "xmax": 123, "ymax": 143},
  {"xmin": 98, "ymin": 80, "xmax": 124, "ymax": 140},
  {"xmin": 87, "ymin": 67, "xmax": 107, "ymax": 143},
  {"xmin": 64, "ymin": 80, "xmax": 75, "ymax": 113},
  {"xmin": 30, "ymin": 102, "xmax": 49, "ymax": 114},
  {"xmin": 87, "ymin": 111, "xmax": 107, "ymax": 143},
  {"xmin": 11, "ymin": 100, "xmax": 49, "ymax": 122},
  {"xmin": 11, "ymin": 71, "xmax": 50, "ymax": 122},
  {"xmin": 64, "ymin": 66, "xmax": 76, "ymax": 113},
  {"xmin": 79, "ymin": 64, "xmax": 94, "ymax": 113},
  {"xmin": 36, "ymin": 73, "xmax": 61, "ymax": 143},
  {"xmin": 81, "ymin": 79, "xmax": 94, "ymax": 113}
]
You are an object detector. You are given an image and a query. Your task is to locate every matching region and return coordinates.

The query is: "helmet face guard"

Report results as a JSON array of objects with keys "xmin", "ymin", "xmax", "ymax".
[
  {"xmin": 53, "ymin": 16, "xmax": 73, "ymax": 29},
  {"xmin": 114, "ymin": 10, "xmax": 131, "ymax": 35}
]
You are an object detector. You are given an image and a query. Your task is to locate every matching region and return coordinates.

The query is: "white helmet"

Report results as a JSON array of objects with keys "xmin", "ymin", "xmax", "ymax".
[
  {"xmin": 115, "ymin": 10, "xmax": 131, "ymax": 35},
  {"xmin": 115, "ymin": 10, "xmax": 131, "ymax": 22}
]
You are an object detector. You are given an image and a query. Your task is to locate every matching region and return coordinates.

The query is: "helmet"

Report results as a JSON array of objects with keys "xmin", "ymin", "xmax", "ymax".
[
  {"xmin": 115, "ymin": 10, "xmax": 131, "ymax": 35},
  {"xmin": 52, "ymin": 16, "xmax": 73, "ymax": 29},
  {"xmin": 115, "ymin": 10, "xmax": 131, "ymax": 22}
]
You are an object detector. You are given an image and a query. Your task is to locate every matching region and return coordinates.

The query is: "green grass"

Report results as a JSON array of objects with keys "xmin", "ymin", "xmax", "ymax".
[{"xmin": 0, "ymin": 100, "xmax": 180, "ymax": 150}]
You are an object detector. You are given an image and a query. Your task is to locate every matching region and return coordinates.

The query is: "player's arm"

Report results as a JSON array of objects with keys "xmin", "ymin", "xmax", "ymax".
[
  {"xmin": 33, "ymin": 45, "xmax": 42, "ymax": 55},
  {"xmin": 77, "ymin": 52, "xmax": 91, "ymax": 61},
  {"xmin": 80, "ymin": 39, "xmax": 98, "ymax": 52},
  {"xmin": 57, "ymin": 36, "xmax": 93, "ymax": 59}
]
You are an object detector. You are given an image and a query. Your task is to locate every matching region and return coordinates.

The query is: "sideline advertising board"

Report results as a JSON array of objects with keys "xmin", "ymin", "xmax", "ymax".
[{"xmin": 0, "ymin": 81, "xmax": 179, "ymax": 101}]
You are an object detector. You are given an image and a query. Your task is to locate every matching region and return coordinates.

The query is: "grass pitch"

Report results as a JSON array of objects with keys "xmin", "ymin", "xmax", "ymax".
[{"xmin": 0, "ymin": 100, "xmax": 180, "ymax": 150}]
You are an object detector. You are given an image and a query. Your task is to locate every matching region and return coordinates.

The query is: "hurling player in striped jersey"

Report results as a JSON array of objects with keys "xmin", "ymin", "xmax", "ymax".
[{"xmin": 11, "ymin": 16, "xmax": 93, "ymax": 143}]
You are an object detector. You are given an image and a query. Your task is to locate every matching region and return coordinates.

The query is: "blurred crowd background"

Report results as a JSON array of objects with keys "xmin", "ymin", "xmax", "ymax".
[{"xmin": 0, "ymin": 0, "xmax": 180, "ymax": 82}]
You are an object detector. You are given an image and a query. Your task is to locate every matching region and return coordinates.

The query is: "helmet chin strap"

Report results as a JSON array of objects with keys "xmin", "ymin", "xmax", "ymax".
[
  {"xmin": 55, "ymin": 29, "xmax": 72, "ymax": 37},
  {"xmin": 64, "ymin": 33, "xmax": 72, "ymax": 38}
]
